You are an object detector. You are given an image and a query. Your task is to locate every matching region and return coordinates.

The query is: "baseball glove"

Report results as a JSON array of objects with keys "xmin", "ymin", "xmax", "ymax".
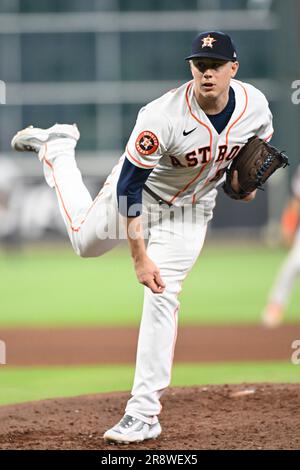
[{"xmin": 223, "ymin": 136, "xmax": 289, "ymax": 200}]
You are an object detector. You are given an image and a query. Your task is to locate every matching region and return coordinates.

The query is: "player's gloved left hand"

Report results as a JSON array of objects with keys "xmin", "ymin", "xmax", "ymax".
[
  {"xmin": 134, "ymin": 255, "xmax": 166, "ymax": 294},
  {"xmin": 223, "ymin": 136, "xmax": 289, "ymax": 201},
  {"xmin": 230, "ymin": 170, "xmax": 257, "ymax": 202}
]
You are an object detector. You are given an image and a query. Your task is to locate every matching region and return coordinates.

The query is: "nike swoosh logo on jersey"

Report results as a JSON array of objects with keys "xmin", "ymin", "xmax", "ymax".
[{"xmin": 183, "ymin": 127, "xmax": 197, "ymax": 136}]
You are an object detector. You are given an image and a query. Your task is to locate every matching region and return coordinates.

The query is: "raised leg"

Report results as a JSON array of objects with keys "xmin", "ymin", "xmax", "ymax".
[{"xmin": 11, "ymin": 124, "xmax": 125, "ymax": 257}]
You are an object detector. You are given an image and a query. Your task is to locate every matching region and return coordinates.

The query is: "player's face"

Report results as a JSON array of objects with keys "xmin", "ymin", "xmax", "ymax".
[{"xmin": 190, "ymin": 59, "xmax": 239, "ymax": 100}]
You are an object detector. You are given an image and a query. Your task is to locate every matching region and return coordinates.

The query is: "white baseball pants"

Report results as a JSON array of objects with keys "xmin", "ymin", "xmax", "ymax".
[{"xmin": 40, "ymin": 139, "xmax": 212, "ymax": 421}]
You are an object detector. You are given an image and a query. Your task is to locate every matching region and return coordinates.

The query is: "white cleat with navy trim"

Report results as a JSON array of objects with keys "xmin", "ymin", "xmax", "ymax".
[
  {"xmin": 11, "ymin": 123, "xmax": 80, "ymax": 156},
  {"xmin": 103, "ymin": 414, "xmax": 162, "ymax": 444},
  {"xmin": 11, "ymin": 123, "xmax": 80, "ymax": 188}
]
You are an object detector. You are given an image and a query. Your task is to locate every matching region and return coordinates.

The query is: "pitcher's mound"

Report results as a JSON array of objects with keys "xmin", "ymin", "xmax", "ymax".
[{"xmin": 1, "ymin": 384, "xmax": 299, "ymax": 450}]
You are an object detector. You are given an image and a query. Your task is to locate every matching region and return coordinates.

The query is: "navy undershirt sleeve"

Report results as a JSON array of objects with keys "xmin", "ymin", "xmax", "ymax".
[{"xmin": 117, "ymin": 158, "xmax": 153, "ymax": 217}]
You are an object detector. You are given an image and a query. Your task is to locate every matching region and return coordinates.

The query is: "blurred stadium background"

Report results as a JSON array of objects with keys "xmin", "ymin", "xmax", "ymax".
[
  {"xmin": 0, "ymin": 0, "xmax": 300, "ymax": 408},
  {"xmin": 0, "ymin": 0, "xmax": 299, "ymax": 242}
]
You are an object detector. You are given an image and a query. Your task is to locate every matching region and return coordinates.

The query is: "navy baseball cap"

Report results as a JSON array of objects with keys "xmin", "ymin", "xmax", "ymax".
[{"xmin": 185, "ymin": 31, "xmax": 237, "ymax": 62}]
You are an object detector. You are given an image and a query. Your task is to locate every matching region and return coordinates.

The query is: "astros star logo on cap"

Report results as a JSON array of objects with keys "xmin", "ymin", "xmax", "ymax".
[{"xmin": 201, "ymin": 34, "xmax": 217, "ymax": 49}]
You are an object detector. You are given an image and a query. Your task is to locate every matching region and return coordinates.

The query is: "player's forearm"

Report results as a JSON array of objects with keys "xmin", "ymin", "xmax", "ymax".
[
  {"xmin": 125, "ymin": 216, "xmax": 147, "ymax": 262},
  {"xmin": 124, "ymin": 216, "xmax": 165, "ymax": 293}
]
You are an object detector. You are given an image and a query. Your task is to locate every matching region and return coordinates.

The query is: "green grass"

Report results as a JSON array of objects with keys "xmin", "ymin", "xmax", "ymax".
[
  {"xmin": 0, "ymin": 361, "xmax": 299, "ymax": 406},
  {"xmin": 0, "ymin": 244, "xmax": 299, "ymax": 327}
]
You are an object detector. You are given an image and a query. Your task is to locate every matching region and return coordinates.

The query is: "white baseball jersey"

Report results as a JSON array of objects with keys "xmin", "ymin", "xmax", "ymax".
[{"xmin": 125, "ymin": 79, "xmax": 273, "ymax": 207}]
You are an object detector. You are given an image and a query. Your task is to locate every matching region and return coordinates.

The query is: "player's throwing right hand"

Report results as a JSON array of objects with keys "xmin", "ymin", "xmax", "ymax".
[{"xmin": 134, "ymin": 255, "xmax": 165, "ymax": 294}]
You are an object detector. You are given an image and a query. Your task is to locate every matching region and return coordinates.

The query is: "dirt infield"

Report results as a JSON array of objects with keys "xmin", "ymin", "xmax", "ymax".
[
  {"xmin": 2, "ymin": 324, "xmax": 300, "ymax": 449},
  {"xmin": 2, "ymin": 324, "xmax": 300, "ymax": 365},
  {"xmin": 1, "ymin": 384, "xmax": 300, "ymax": 450}
]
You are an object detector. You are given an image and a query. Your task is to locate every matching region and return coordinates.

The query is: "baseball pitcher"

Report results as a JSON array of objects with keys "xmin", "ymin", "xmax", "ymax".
[{"xmin": 12, "ymin": 31, "xmax": 276, "ymax": 443}]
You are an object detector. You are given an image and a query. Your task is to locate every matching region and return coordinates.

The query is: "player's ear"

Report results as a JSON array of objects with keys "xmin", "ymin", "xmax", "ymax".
[
  {"xmin": 231, "ymin": 61, "xmax": 239, "ymax": 78},
  {"xmin": 189, "ymin": 60, "xmax": 196, "ymax": 77}
]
